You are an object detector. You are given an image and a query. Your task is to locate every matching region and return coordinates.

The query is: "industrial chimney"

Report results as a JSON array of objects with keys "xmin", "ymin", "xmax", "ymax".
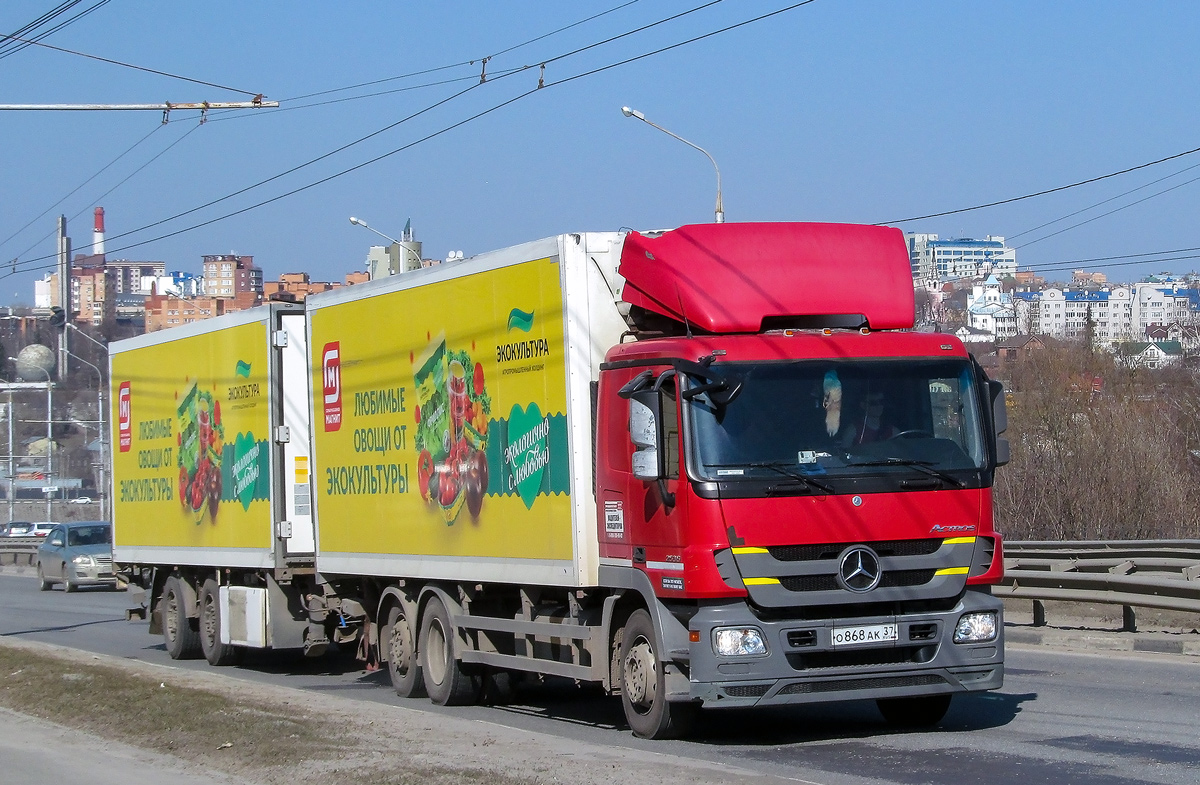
[{"xmin": 93, "ymin": 206, "xmax": 106, "ymax": 258}]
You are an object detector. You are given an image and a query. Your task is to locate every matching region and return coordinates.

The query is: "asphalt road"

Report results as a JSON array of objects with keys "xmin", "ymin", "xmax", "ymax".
[{"xmin": 2, "ymin": 573, "xmax": 1199, "ymax": 785}]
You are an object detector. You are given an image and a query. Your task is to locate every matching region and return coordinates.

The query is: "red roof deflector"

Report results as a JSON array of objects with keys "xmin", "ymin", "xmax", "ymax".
[{"xmin": 618, "ymin": 222, "xmax": 915, "ymax": 333}]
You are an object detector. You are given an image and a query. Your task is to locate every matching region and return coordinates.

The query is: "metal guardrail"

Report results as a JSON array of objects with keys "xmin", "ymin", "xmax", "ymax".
[
  {"xmin": 998, "ymin": 540, "xmax": 1200, "ymax": 629},
  {"xmin": 3, "ymin": 536, "xmax": 1196, "ymax": 626},
  {"xmin": 0, "ymin": 537, "xmax": 41, "ymax": 567}
]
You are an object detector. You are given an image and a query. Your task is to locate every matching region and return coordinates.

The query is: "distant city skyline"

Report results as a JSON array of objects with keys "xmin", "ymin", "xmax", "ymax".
[{"xmin": 2, "ymin": 2, "xmax": 1199, "ymax": 303}]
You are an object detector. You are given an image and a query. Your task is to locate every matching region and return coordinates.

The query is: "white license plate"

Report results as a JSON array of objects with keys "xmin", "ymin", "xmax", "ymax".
[{"xmin": 831, "ymin": 623, "xmax": 898, "ymax": 646}]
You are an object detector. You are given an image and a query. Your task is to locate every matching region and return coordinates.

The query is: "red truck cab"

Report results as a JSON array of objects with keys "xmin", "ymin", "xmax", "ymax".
[{"xmin": 595, "ymin": 223, "xmax": 1006, "ymax": 734}]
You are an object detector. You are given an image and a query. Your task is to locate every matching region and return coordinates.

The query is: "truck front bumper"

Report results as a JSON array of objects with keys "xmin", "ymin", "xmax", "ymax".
[{"xmin": 687, "ymin": 589, "xmax": 1003, "ymax": 708}]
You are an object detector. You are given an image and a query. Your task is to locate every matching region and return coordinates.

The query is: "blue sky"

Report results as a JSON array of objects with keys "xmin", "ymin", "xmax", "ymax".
[{"xmin": 1, "ymin": 1, "xmax": 1199, "ymax": 303}]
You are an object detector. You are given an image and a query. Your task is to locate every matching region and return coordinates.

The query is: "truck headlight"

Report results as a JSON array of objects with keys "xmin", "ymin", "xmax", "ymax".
[
  {"xmin": 712, "ymin": 627, "xmax": 768, "ymax": 656},
  {"xmin": 954, "ymin": 611, "xmax": 997, "ymax": 643},
  {"xmin": 71, "ymin": 555, "xmax": 95, "ymax": 566}
]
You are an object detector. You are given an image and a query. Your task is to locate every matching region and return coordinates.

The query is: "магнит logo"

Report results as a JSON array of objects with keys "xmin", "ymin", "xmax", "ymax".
[
  {"xmin": 322, "ymin": 342, "xmax": 342, "ymax": 432},
  {"xmin": 118, "ymin": 382, "xmax": 131, "ymax": 452}
]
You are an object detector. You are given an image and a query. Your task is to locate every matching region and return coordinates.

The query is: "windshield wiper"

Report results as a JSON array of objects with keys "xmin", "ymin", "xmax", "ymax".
[
  {"xmin": 709, "ymin": 461, "xmax": 832, "ymax": 494},
  {"xmin": 844, "ymin": 457, "xmax": 965, "ymax": 488}
]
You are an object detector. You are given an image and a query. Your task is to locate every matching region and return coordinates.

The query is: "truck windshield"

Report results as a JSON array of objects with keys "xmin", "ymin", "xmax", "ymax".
[{"xmin": 685, "ymin": 358, "xmax": 988, "ymax": 483}]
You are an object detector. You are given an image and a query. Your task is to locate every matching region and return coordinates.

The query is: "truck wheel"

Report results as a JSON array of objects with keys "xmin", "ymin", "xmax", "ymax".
[
  {"xmin": 199, "ymin": 579, "xmax": 240, "ymax": 666},
  {"xmin": 876, "ymin": 694, "xmax": 952, "ymax": 727},
  {"xmin": 385, "ymin": 604, "xmax": 425, "ymax": 698},
  {"xmin": 619, "ymin": 609, "xmax": 696, "ymax": 739},
  {"xmin": 37, "ymin": 564, "xmax": 51, "ymax": 591},
  {"xmin": 162, "ymin": 575, "xmax": 201, "ymax": 660},
  {"xmin": 419, "ymin": 597, "xmax": 480, "ymax": 706}
]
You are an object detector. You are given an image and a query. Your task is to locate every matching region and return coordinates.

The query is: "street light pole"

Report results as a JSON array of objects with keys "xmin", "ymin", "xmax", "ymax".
[
  {"xmin": 621, "ymin": 106, "xmax": 724, "ymax": 223},
  {"xmin": 349, "ymin": 216, "xmax": 401, "ymax": 245},
  {"xmin": 68, "ymin": 351, "xmax": 106, "ymax": 520},
  {"xmin": 9, "ymin": 359, "xmax": 53, "ymax": 521}
]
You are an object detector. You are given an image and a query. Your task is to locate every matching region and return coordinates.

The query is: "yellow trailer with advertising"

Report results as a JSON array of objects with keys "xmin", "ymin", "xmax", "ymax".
[
  {"xmin": 110, "ymin": 303, "xmax": 314, "ymax": 663},
  {"xmin": 303, "ymin": 233, "xmax": 630, "ymax": 702}
]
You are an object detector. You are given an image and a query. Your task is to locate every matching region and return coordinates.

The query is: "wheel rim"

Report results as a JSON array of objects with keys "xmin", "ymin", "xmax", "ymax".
[
  {"xmin": 389, "ymin": 615, "xmax": 412, "ymax": 679},
  {"xmin": 624, "ymin": 635, "xmax": 656, "ymax": 712},
  {"xmin": 426, "ymin": 618, "xmax": 449, "ymax": 686},
  {"xmin": 201, "ymin": 593, "xmax": 218, "ymax": 649},
  {"xmin": 164, "ymin": 589, "xmax": 180, "ymax": 643}
]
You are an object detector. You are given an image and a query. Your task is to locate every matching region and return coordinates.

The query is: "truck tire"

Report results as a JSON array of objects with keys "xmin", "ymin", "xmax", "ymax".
[
  {"xmin": 385, "ymin": 604, "xmax": 425, "ymax": 698},
  {"xmin": 619, "ymin": 609, "xmax": 696, "ymax": 739},
  {"xmin": 419, "ymin": 596, "xmax": 480, "ymax": 706},
  {"xmin": 162, "ymin": 575, "xmax": 201, "ymax": 660},
  {"xmin": 199, "ymin": 579, "xmax": 240, "ymax": 666},
  {"xmin": 876, "ymin": 694, "xmax": 952, "ymax": 727}
]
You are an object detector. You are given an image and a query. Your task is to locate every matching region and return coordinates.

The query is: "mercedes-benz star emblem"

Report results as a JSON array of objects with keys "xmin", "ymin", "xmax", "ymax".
[{"xmin": 838, "ymin": 546, "xmax": 882, "ymax": 592}]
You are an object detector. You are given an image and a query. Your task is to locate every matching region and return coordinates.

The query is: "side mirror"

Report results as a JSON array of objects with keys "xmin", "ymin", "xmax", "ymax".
[
  {"xmin": 49, "ymin": 537, "xmax": 64, "ymax": 547},
  {"xmin": 988, "ymin": 379, "xmax": 1009, "ymax": 467},
  {"xmin": 629, "ymin": 390, "xmax": 663, "ymax": 482}
]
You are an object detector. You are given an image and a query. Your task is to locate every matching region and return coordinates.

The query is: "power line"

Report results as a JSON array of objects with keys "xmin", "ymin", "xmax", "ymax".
[
  {"xmin": 0, "ymin": 0, "xmax": 110, "ymax": 61},
  {"xmin": 4, "ymin": 0, "xmax": 819, "ymax": 276},
  {"xmin": 0, "ymin": 33, "xmax": 264, "ymax": 96},
  {"xmin": 0, "ymin": 1, "xmax": 84, "ymax": 56},
  {"xmin": 0, "ymin": 124, "xmax": 163, "ymax": 254},
  {"xmin": 9, "ymin": 0, "xmax": 737, "ymax": 270},
  {"xmin": 1031, "ymin": 253, "xmax": 1200, "ymax": 275},
  {"xmin": 876, "ymin": 143, "xmax": 1200, "ymax": 226},
  {"xmin": 279, "ymin": 0, "xmax": 644, "ymax": 105},
  {"xmin": 1007, "ymin": 161, "xmax": 1200, "ymax": 242},
  {"xmin": 1015, "ymin": 172, "xmax": 1200, "ymax": 250},
  {"xmin": 199, "ymin": 0, "xmax": 715, "ymax": 124}
]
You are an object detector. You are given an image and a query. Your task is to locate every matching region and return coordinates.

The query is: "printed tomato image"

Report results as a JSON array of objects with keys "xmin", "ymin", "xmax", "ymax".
[
  {"xmin": 177, "ymin": 383, "xmax": 225, "ymax": 524},
  {"xmin": 413, "ymin": 337, "xmax": 491, "ymax": 523}
]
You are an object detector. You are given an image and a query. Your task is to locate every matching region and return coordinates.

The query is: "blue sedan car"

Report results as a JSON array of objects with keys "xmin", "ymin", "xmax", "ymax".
[{"xmin": 36, "ymin": 521, "xmax": 118, "ymax": 592}]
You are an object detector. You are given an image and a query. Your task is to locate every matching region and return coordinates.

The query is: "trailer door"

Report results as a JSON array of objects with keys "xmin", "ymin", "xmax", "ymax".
[{"xmin": 279, "ymin": 312, "xmax": 315, "ymax": 556}]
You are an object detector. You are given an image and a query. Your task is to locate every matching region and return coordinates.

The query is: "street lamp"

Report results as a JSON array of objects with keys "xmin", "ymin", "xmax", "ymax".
[
  {"xmin": 621, "ymin": 106, "xmax": 724, "ymax": 223},
  {"xmin": 349, "ymin": 216, "xmax": 401, "ymax": 245},
  {"xmin": 68, "ymin": 351, "xmax": 106, "ymax": 520},
  {"xmin": 9, "ymin": 358, "xmax": 53, "ymax": 521}
]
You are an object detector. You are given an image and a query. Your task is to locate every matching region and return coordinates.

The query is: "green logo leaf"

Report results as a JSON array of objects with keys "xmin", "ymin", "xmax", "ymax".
[
  {"xmin": 232, "ymin": 432, "xmax": 263, "ymax": 510},
  {"xmin": 507, "ymin": 308, "xmax": 534, "ymax": 333},
  {"xmin": 235, "ymin": 360, "xmax": 252, "ymax": 378},
  {"xmin": 505, "ymin": 403, "xmax": 549, "ymax": 509}
]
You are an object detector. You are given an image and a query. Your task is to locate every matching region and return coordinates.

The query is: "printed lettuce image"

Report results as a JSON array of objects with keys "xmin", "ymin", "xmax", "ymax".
[
  {"xmin": 176, "ymin": 382, "xmax": 225, "ymax": 524},
  {"xmin": 413, "ymin": 337, "xmax": 491, "ymax": 524}
]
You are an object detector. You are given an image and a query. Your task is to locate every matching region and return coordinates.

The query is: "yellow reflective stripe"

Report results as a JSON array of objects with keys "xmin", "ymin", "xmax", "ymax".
[
  {"xmin": 942, "ymin": 537, "xmax": 977, "ymax": 545},
  {"xmin": 743, "ymin": 577, "xmax": 781, "ymax": 585},
  {"xmin": 935, "ymin": 567, "xmax": 970, "ymax": 576},
  {"xmin": 732, "ymin": 547, "xmax": 770, "ymax": 554}
]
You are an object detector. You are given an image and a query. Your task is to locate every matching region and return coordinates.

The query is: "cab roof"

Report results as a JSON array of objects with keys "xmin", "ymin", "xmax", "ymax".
[{"xmin": 619, "ymin": 222, "xmax": 915, "ymax": 333}]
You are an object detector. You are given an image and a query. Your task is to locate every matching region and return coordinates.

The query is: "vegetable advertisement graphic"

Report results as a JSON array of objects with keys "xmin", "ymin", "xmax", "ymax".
[
  {"xmin": 111, "ymin": 321, "xmax": 273, "ymax": 551},
  {"xmin": 310, "ymin": 256, "xmax": 572, "ymax": 562}
]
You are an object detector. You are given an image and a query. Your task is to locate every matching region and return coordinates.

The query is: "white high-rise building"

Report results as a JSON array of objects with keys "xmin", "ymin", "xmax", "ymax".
[{"xmin": 907, "ymin": 234, "xmax": 1017, "ymax": 281}]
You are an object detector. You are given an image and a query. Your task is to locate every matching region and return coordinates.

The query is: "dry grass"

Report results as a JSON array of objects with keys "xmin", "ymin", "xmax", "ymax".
[{"xmin": 0, "ymin": 643, "xmax": 541, "ymax": 785}]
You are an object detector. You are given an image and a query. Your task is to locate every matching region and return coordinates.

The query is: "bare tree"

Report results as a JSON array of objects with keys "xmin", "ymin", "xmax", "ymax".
[{"xmin": 995, "ymin": 345, "xmax": 1200, "ymax": 539}]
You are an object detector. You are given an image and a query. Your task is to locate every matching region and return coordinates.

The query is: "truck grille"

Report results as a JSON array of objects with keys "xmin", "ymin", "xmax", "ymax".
[
  {"xmin": 769, "ymin": 538, "xmax": 942, "ymax": 562},
  {"xmin": 779, "ymin": 569, "xmax": 935, "ymax": 593},
  {"xmin": 719, "ymin": 536, "xmax": 974, "ymax": 609}
]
